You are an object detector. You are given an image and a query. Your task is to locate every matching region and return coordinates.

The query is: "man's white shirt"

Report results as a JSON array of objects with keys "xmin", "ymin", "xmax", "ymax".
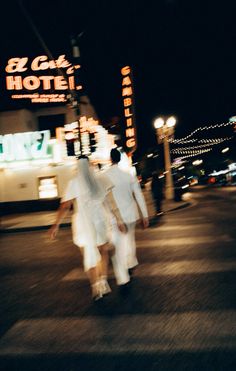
[{"xmin": 105, "ymin": 164, "xmax": 148, "ymax": 224}]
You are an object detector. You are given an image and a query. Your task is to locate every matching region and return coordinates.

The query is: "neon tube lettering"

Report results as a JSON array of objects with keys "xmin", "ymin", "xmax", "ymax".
[
  {"xmin": 5, "ymin": 57, "xmax": 28, "ymax": 73},
  {"xmin": 6, "ymin": 76, "xmax": 23, "ymax": 90}
]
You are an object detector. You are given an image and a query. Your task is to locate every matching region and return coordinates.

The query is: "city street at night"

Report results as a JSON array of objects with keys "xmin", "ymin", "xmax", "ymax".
[
  {"xmin": 1, "ymin": 186, "xmax": 236, "ymax": 370},
  {"xmin": 1, "ymin": 1, "xmax": 236, "ymax": 370}
]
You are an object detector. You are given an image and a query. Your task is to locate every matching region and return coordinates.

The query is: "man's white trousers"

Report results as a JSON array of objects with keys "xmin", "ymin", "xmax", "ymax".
[{"xmin": 111, "ymin": 222, "xmax": 138, "ymax": 285}]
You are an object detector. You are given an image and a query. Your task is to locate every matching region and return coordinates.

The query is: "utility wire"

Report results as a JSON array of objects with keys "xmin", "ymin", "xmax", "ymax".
[
  {"xmin": 17, "ymin": 0, "xmax": 85, "ymax": 154},
  {"xmin": 17, "ymin": 0, "xmax": 78, "ymax": 101}
]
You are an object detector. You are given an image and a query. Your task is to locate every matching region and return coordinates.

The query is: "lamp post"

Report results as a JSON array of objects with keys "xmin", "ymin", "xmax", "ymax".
[
  {"xmin": 154, "ymin": 116, "xmax": 176, "ymax": 200},
  {"xmin": 70, "ymin": 35, "xmax": 83, "ymax": 155}
]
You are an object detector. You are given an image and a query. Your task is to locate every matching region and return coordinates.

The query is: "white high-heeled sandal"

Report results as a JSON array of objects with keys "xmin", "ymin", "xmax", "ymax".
[
  {"xmin": 91, "ymin": 282, "xmax": 103, "ymax": 301},
  {"xmin": 100, "ymin": 277, "xmax": 111, "ymax": 295}
]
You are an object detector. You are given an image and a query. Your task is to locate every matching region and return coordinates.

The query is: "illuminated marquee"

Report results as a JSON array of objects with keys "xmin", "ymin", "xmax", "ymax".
[
  {"xmin": 0, "ymin": 130, "xmax": 51, "ymax": 162},
  {"xmin": 60, "ymin": 117, "xmax": 114, "ymax": 158},
  {"xmin": 63, "ymin": 117, "xmax": 99, "ymax": 156},
  {"xmin": 121, "ymin": 66, "xmax": 137, "ymax": 153},
  {"xmin": 5, "ymin": 55, "xmax": 82, "ymax": 103}
]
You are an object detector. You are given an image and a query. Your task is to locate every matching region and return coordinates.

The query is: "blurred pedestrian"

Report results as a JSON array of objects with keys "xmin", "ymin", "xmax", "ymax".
[
  {"xmin": 151, "ymin": 170, "xmax": 164, "ymax": 216},
  {"xmin": 49, "ymin": 155, "xmax": 125, "ymax": 301},
  {"xmin": 105, "ymin": 148, "xmax": 149, "ymax": 290}
]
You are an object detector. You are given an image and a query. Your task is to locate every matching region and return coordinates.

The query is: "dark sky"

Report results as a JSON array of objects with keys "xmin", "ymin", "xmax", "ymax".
[{"xmin": 0, "ymin": 0, "xmax": 235, "ymax": 154}]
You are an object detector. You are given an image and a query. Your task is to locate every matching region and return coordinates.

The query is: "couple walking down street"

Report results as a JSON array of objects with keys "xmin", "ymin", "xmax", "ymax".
[{"xmin": 49, "ymin": 149, "xmax": 149, "ymax": 301}]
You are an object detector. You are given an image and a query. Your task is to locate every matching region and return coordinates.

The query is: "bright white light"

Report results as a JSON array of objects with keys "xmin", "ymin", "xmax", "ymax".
[
  {"xmin": 229, "ymin": 116, "xmax": 236, "ymax": 123},
  {"xmin": 229, "ymin": 163, "xmax": 236, "ymax": 170},
  {"xmin": 65, "ymin": 132, "xmax": 74, "ymax": 140},
  {"xmin": 154, "ymin": 117, "xmax": 164, "ymax": 129},
  {"xmin": 147, "ymin": 153, "xmax": 153, "ymax": 158},
  {"xmin": 222, "ymin": 147, "xmax": 229, "ymax": 153},
  {"xmin": 38, "ymin": 176, "xmax": 58, "ymax": 199},
  {"xmin": 52, "ymin": 142, "xmax": 62, "ymax": 163},
  {"xmin": 64, "ymin": 121, "xmax": 78, "ymax": 130},
  {"xmin": 192, "ymin": 159, "xmax": 203, "ymax": 166},
  {"xmin": 39, "ymin": 189, "xmax": 58, "ymax": 198},
  {"xmin": 182, "ymin": 184, "xmax": 189, "ymax": 189},
  {"xmin": 178, "ymin": 166, "xmax": 185, "ymax": 170},
  {"xmin": 166, "ymin": 116, "xmax": 176, "ymax": 127},
  {"xmin": 209, "ymin": 169, "xmax": 228, "ymax": 176}
]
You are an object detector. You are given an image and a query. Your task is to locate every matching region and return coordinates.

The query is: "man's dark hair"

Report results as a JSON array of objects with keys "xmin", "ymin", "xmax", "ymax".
[
  {"xmin": 77, "ymin": 155, "xmax": 89, "ymax": 160},
  {"xmin": 110, "ymin": 148, "xmax": 121, "ymax": 163}
]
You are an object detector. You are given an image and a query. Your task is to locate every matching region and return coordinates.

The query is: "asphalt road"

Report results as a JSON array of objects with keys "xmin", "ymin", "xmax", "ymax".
[{"xmin": 0, "ymin": 186, "xmax": 236, "ymax": 371}]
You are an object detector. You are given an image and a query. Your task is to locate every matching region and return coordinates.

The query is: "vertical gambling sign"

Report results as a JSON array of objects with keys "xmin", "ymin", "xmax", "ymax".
[{"xmin": 121, "ymin": 65, "xmax": 137, "ymax": 154}]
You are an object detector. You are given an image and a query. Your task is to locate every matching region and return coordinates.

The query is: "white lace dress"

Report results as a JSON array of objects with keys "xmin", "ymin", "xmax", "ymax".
[{"xmin": 61, "ymin": 173, "xmax": 113, "ymax": 271}]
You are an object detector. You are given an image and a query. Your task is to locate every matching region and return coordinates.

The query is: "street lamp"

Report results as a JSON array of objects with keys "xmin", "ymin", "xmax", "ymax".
[{"xmin": 154, "ymin": 116, "xmax": 176, "ymax": 200}]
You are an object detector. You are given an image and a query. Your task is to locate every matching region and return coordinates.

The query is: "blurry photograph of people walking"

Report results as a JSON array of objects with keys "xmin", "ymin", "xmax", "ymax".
[
  {"xmin": 1, "ymin": 1, "xmax": 236, "ymax": 370},
  {"xmin": 49, "ymin": 155, "xmax": 126, "ymax": 301}
]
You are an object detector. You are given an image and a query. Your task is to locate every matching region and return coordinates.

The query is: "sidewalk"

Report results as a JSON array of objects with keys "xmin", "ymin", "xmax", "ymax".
[{"xmin": 0, "ymin": 189, "xmax": 191, "ymax": 233}]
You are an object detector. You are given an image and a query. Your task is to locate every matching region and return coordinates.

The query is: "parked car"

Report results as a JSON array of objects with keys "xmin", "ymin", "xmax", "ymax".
[{"xmin": 174, "ymin": 175, "xmax": 189, "ymax": 201}]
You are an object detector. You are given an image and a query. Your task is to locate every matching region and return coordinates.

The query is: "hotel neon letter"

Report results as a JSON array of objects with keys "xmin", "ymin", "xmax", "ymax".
[
  {"xmin": 23, "ymin": 76, "xmax": 41, "ymax": 90},
  {"xmin": 6, "ymin": 76, "xmax": 23, "ymax": 90},
  {"xmin": 5, "ymin": 57, "xmax": 28, "ymax": 73}
]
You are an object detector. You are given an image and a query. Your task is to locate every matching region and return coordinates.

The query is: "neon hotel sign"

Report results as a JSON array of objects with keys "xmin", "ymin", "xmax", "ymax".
[
  {"xmin": 121, "ymin": 66, "xmax": 136, "ymax": 153},
  {"xmin": 5, "ymin": 55, "xmax": 82, "ymax": 103}
]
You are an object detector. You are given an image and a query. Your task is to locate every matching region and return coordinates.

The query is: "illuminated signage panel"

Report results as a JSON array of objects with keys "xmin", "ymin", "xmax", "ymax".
[
  {"xmin": 121, "ymin": 65, "xmax": 137, "ymax": 153},
  {"xmin": 0, "ymin": 130, "xmax": 52, "ymax": 162},
  {"xmin": 5, "ymin": 55, "xmax": 82, "ymax": 103}
]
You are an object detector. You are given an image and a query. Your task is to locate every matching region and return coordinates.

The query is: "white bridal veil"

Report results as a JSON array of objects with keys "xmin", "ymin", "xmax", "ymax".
[{"xmin": 76, "ymin": 158, "xmax": 102, "ymax": 200}]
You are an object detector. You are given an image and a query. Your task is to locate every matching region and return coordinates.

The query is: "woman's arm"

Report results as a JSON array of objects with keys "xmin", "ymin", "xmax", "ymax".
[
  {"xmin": 49, "ymin": 200, "xmax": 73, "ymax": 239},
  {"xmin": 104, "ymin": 191, "xmax": 127, "ymax": 233}
]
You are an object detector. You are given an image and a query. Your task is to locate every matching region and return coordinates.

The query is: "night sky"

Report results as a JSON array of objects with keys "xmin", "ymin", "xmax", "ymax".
[{"xmin": 0, "ymin": 0, "xmax": 235, "ymax": 156}]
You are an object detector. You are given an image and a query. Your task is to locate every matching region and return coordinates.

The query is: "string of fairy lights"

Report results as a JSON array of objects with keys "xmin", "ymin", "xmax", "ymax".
[
  {"xmin": 169, "ymin": 120, "xmax": 236, "ymax": 161},
  {"xmin": 170, "ymin": 121, "xmax": 235, "ymax": 144},
  {"xmin": 173, "ymin": 150, "xmax": 211, "ymax": 161},
  {"xmin": 173, "ymin": 148, "xmax": 212, "ymax": 157},
  {"xmin": 170, "ymin": 137, "xmax": 232, "ymax": 144},
  {"xmin": 171, "ymin": 137, "xmax": 233, "ymax": 154}
]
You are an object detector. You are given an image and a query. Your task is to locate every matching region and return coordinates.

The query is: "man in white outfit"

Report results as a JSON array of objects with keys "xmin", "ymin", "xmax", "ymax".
[{"xmin": 105, "ymin": 148, "xmax": 149, "ymax": 288}]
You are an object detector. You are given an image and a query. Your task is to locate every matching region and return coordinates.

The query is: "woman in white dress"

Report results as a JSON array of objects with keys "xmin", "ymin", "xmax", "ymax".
[{"xmin": 49, "ymin": 156, "xmax": 125, "ymax": 301}]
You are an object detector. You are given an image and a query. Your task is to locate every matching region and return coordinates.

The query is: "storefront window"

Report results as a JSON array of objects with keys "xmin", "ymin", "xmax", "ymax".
[{"xmin": 38, "ymin": 176, "xmax": 58, "ymax": 199}]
